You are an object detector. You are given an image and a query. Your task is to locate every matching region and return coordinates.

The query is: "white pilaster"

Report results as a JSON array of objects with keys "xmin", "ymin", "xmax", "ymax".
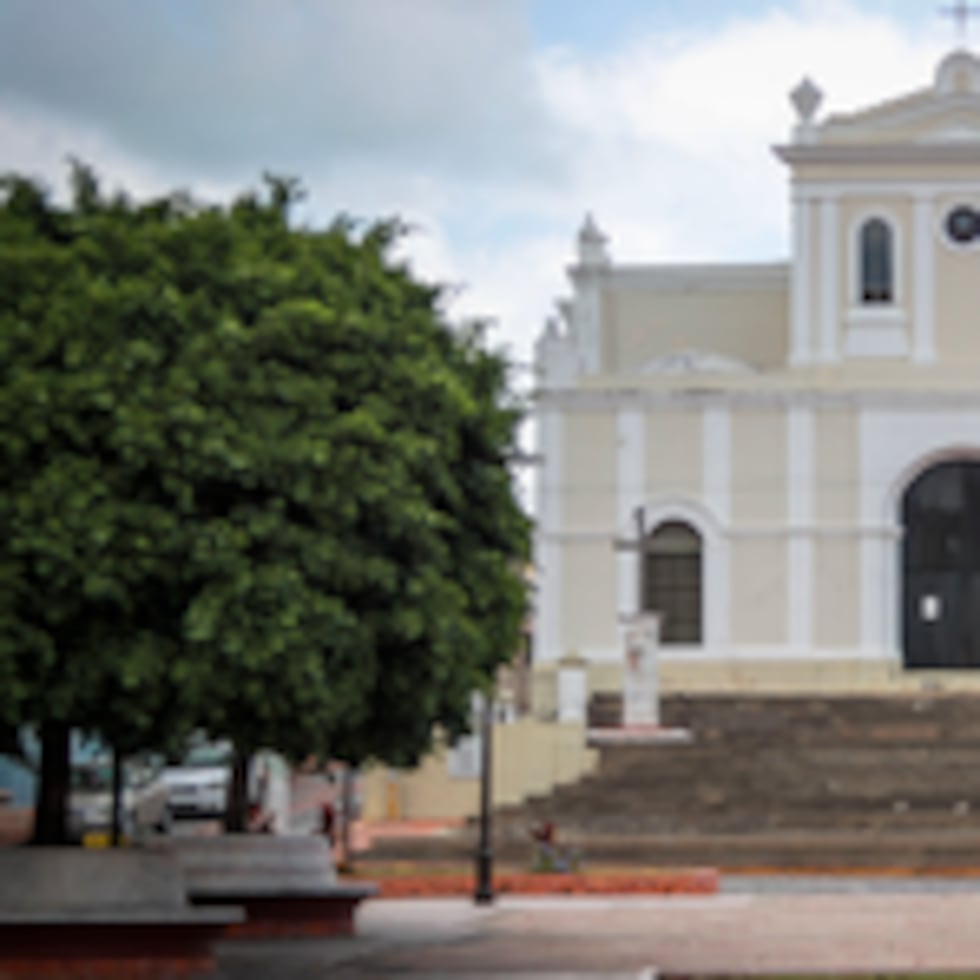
[
  {"xmin": 617, "ymin": 407, "xmax": 645, "ymax": 617},
  {"xmin": 702, "ymin": 404, "xmax": 731, "ymax": 525},
  {"xmin": 790, "ymin": 195, "xmax": 813, "ymax": 366},
  {"xmin": 534, "ymin": 408, "xmax": 564, "ymax": 664},
  {"xmin": 819, "ymin": 196, "xmax": 840, "ymax": 363},
  {"xmin": 787, "ymin": 407, "xmax": 814, "ymax": 649},
  {"xmin": 702, "ymin": 404, "xmax": 731, "ymax": 647},
  {"xmin": 913, "ymin": 193, "xmax": 936, "ymax": 364}
]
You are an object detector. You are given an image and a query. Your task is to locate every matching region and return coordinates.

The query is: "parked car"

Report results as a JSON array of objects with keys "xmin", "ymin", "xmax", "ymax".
[
  {"xmin": 161, "ymin": 741, "xmax": 232, "ymax": 817},
  {"xmin": 68, "ymin": 756, "xmax": 171, "ymax": 842}
]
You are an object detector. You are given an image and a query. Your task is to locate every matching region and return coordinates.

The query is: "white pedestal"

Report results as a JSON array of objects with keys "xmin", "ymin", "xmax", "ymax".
[
  {"xmin": 621, "ymin": 614, "xmax": 660, "ymax": 727},
  {"xmin": 557, "ymin": 659, "xmax": 588, "ymax": 723}
]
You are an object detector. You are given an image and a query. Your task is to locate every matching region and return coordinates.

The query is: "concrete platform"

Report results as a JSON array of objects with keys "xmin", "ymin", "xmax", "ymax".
[
  {"xmin": 172, "ymin": 835, "xmax": 377, "ymax": 937},
  {"xmin": 0, "ymin": 848, "xmax": 241, "ymax": 978}
]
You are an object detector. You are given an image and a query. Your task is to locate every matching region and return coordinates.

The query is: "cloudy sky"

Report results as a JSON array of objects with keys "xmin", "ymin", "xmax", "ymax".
[{"xmin": 0, "ymin": 0, "xmax": 967, "ymax": 372}]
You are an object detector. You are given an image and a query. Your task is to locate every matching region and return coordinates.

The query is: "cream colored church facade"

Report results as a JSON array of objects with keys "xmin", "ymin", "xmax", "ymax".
[
  {"xmin": 362, "ymin": 49, "xmax": 980, "ymax": 821},
  {"xmin": 532, "ymin": 49, "xmax": 980, "ymax": 715}
]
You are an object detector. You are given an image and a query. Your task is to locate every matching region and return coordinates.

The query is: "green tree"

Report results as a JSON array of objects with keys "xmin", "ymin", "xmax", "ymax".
[{"xmin": 0, "ymin": 166, "xmax": 529, "ymax": 843}]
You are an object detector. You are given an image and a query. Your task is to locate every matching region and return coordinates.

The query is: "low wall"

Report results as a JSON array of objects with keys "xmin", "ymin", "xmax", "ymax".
[
  {"xmin": 531, "ymin": 658, "xmax": 980, "ymax": 714},
  {"xmin": 361, "ymin": 719, "xmax": 598, "ymax": 822}
]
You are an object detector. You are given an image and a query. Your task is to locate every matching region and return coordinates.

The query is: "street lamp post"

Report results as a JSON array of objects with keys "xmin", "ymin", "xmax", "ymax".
[{"xmin": 474, "ymin": 692, "xmax": 494, "ymax": 905}]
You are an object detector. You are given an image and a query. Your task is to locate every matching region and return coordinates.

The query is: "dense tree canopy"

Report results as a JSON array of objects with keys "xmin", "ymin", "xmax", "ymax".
[{"xmin": 0, "ymin": 165, "xmax": 529, "ymax": 840}]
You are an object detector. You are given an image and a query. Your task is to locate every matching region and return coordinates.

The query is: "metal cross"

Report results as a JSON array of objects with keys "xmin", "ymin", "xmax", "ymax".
[
  {"xmin": 613, "ymin": 507, "xmax": 647, "ymax": 616},
  {"xmin": 941, "ymin": 0, "xmax": 980, "ymax": 41}
]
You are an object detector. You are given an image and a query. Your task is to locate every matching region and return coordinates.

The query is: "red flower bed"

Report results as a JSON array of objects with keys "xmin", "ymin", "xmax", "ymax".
[{"xmin": 378, "ymin": 868, "xmax": 718, "ymax": 898}]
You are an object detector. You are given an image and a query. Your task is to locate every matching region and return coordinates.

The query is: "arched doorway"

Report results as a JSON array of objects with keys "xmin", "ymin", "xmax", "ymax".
[
  {"xmin": 903, "ymin": 460, "xmax": 980, "ymax": 668},
  {"xmin": 642, "ymin": 521, "xmax": 702, "ymax": 645}
]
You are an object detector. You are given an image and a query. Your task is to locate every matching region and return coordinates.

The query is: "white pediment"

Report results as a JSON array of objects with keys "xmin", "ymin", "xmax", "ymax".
[
  {"xmin": 640, "ymin": 350, "xmax": 755, "ymax": 377},
  {"xmin": 787, "ymin": 53, "xmax": 980, "ymax": 151}
]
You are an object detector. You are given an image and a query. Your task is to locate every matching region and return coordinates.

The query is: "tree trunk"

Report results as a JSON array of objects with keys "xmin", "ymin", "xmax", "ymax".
[
  {"xmin": 110, "ymin": 746, "xmax": 123, "ymax": 847},
  {"xmin": 32, "ymin": 720, "xmax": 70, "ymax": 845},
  {"xmin": 339, "ymin": 764, "xmax": 353, "ymax": 870},
  {"xmin": 224, "ymin": 747, "xmax": 249, "ymax": 833}
]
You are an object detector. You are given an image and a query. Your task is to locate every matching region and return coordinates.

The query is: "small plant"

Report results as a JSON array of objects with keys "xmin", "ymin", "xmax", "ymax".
[{"xmin": 529, "ymin": 820, "xmax": 581, "ymax": 874}]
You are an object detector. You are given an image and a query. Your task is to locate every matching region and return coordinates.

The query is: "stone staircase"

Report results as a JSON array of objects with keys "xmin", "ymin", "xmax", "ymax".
[{"xmin": 362, "ymin": 693, "xmax": 980, "ymax": 869}]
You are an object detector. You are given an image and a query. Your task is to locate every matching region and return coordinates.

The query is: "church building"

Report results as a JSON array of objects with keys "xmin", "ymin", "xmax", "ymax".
[{"xmin": 533, "ymin": 48, "xmax": 980, "ymax": 718}]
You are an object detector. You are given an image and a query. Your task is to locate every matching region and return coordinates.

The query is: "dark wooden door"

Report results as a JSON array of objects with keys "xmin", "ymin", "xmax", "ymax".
[{"xmin": 903, "ymin": 461, "xmax": 980, "ymax": 669}]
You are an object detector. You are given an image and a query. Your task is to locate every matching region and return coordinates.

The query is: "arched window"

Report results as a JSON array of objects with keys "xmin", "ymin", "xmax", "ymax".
[
  {"xmin": 642, "ymin": 521, "xmax": 702, "ymax": 645},
  {"xmin": 859, "ymin": 218, "xmax": 894, "ymax": 304}
]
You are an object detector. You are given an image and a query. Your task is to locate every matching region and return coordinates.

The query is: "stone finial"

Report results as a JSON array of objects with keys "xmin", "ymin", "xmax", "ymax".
[
  {"xmin": 577, "ymin": 212, "xmax": 610, "ymax": 267},
  {"xmin": 790, "ymin": 77, "xmax": 823, "ymax": 124},
  {"xmin": 936, "ymin": 49, "xmax": 980, "ymax": 94}
]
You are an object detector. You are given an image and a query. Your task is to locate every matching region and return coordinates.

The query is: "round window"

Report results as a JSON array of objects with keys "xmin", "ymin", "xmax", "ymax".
[{"xmin": 946, "ymin": 206, "xmax": 978, "ymax": 245}]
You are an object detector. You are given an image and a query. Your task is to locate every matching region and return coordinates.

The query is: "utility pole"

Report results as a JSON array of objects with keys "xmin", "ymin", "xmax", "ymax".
[{"xmin": 474, "ymin": 692, "xmax": 494, "ymax": 905}]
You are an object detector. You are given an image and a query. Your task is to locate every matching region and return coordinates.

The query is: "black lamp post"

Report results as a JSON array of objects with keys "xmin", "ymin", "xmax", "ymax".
[{"xmin": 474, "ymin": 692, "xmax": 494, "ymax": 905}]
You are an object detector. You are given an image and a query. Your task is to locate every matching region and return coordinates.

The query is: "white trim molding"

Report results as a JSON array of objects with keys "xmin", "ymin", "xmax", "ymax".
[
  {"xmin": 843, "ymin": 307, "xmax": 910, "ymax": 358},
  {"xmin": 702, "ymin": 405, "xmax": 732, "ymax": 526},
  {"xmin": 914, "ymin": 193, "xmax": 937, "ymax": 364},
  {"xmin": 819, "ymin": 195, "xmax": 841, "ymax": 363},
  {"xmin": 580, "ymin": 645, "xmax": 895, "ymax": 663},
  {"xmin": 787, "ymin": 407, "xmax": 814, "ymax": 649},
  {"xmin": 616, "ymin": 408, "xmax": 645, "ymax": 617},
  {"xmin": 790, "ymin": 195, "xmax": 813, "ymax": 366},
  {"xmin": 534, "ymin": 408, "xmax": 564, "ymax": 664},
  {"xmin": 704, "ymin": 406, "xmax": 732, "ymax": 647}
]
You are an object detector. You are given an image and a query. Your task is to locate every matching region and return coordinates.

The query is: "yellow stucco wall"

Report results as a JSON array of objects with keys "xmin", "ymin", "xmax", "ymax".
[
  {"xmin": 934, "ymin": 191, "xmax": 980, "ymax": 363},
  {"xmin": 813, "ymin": 538, "xmax": 861, "ymax": 649},
  {"xmin": 562, "ymin": 412, "xmax": 618, "ymax": 530},
  {"xmin": 731, "ymin": 411, "xmax": 787, "ymax": 525},
  {"xmin": 604, "ymin": 284, "xmax": 788, "ymax": 373},
  {"xmin": 814, "ymin": 408, "xmax": 860, "ymax": 526},
  {"xmin": 361, "ymin": 721, "xmax": 598, "ymax": 822},
  {"xmin": 730, "ymin": 538, "xmax": 788, "ymax": 645},
  {"xmin": 644, "ymin": 409, "xmax": 701, "ymax": 501},
  {"xmin": 559, "ymin": 540, "xmax": 618, "ymax": 656}
]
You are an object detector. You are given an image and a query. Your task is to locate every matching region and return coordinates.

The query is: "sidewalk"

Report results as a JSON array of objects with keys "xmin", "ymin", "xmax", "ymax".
[{"xmin": 214, "ymin": 890, "xmax": 980, "ymax": 978}]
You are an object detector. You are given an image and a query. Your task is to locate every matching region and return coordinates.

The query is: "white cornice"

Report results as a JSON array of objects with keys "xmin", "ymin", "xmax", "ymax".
[
  {"xmin": 536, "ymin": 387, "xmax": 980, "ymax": 412},
  {"xmin": 597, "ymin": 263, "xmax": 787, "ymax": 291},
  {"xmin": 821, "ymin": 94, "xmax": 980, "ymax": 138},
  {"xmin": 793, "ymin": 179, "xmax": 980, "ymax": 199},
  {"xmin": 776, "ymin": 142, "xmax": 980, "ymax": 166}
]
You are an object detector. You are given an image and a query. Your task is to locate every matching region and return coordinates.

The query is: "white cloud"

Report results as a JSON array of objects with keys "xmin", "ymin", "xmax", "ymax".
[
  {"xmin": 0, "ymin": 1, "xmax": 961, "ymax": 389},
  {"xmin": 533, "ymin": 2, "xmax": 948, "ymax": 267}
]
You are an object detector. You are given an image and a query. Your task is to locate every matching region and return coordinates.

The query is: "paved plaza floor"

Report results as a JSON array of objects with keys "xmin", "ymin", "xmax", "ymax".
[{"xmin": 214, "ymin": 881, "xmax": 980, "ymax": 978}]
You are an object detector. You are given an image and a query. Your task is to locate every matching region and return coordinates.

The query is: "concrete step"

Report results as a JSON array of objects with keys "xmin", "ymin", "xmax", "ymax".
[{"xmin": 498, "ymin": 693, "xmax": 980, "ymax": 856}]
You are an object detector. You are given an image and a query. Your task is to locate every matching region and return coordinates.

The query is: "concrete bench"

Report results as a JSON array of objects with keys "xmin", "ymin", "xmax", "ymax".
[
  {"xmin": 0, "ymin": 848, "xmax": 242, "ymax": 978},
  {"xmin": 171, "ymin": 835, "xmax": 378, "ymax": 937}
]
